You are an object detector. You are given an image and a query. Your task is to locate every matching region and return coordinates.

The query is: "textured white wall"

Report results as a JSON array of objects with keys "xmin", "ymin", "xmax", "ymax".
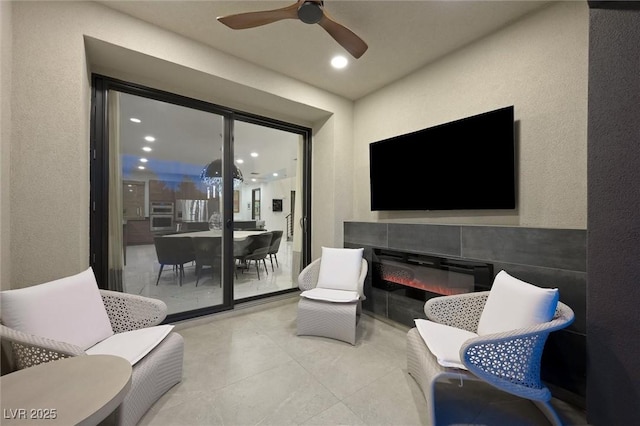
[
  {"xmin": 313, "ymin": 109, "xmax": 356, "ymax": 249},
  {"xmin": 10, "ymin": 2, "xmax": 92, "ymax": 288},
  {"xmin": 0, "ymin": 0, "xmax": 12, "ymax": 290},
  {"xmin": 7, "ymin": 1, "xmax": 590, "ymax": 289},
  {"xmin": 8, "ymin": 1, "xmax": 352, "ymax": 287},
  {"xmin": 353, "ymin": 2, "xmax": 589, "ymax": 228},
  {"xmin": 260, "ymin": 176, "xmax": 295, "ymax": 234}
]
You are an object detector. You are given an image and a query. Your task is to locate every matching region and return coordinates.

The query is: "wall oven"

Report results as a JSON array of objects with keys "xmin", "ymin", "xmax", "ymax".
[{"xmin": 150, "ymin": 202, "xmax": 175, "ymax": 232}]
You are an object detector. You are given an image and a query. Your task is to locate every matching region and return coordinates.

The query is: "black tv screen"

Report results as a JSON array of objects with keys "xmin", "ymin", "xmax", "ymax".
[{"xmin": 369, "ymin": 106, "xmax": 515, "ymax": 211}]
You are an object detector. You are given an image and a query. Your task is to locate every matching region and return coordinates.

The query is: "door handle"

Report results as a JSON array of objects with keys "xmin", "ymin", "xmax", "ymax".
[{"xmin": 226, "ymin": 219, "xmax": 233, "ymax": 230}]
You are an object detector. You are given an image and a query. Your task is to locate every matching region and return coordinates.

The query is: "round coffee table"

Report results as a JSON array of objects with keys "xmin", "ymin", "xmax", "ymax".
[{"xmin": 0, "ymin": 354, "xmax": 132, "ymax": 425}]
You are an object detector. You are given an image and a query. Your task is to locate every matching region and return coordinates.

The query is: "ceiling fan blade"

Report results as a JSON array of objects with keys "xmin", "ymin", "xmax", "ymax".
[
  {"xmin": 318, "ymin": 12, "xmax": 368, "ymax": 59},
  {"xmin": 217, "ymin": 2, "xmax": 300, "ymax": 30}
]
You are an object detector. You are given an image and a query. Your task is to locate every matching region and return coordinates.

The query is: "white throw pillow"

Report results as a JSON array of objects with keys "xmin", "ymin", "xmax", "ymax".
[
  {"xmin": 477, "ymin": 270, "xmax": 559, "ymax": 336},
  {"xmin": 86, "ymin": 325, "xmax": 174, "ymax": 365},
  {"xmin": 300, "ymin": 288, "xmax": 360, "ymax": 303},
  {"xmin": 0, "ymin": 267, "xmax": 114, "ymax": 350},
  {"xmin": 415, "ymin": 319, "xmax": 477, "ymax": 370},
  {"xmin": 316, "ymin": 247, "xmax": 364, "ymax": 292}
]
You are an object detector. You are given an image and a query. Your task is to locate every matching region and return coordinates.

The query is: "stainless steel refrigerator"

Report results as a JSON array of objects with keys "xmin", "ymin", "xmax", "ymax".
[{"xmin": 175, "ymin": 199, "xmax": 212, "ymax": 223}]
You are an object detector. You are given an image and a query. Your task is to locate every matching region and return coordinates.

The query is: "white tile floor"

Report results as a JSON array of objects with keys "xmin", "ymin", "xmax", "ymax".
[
  {"xmin": 139, "ymin": 297, "xmax": 589, "ymax": 426},
  {"xmin": 124, "ymin": 241, "xmax": 297, "ymax": 315}
]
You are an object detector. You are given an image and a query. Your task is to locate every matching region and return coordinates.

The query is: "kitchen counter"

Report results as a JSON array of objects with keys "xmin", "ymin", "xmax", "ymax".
[{"xmin": 163, "ymin": 230, "xmax": 266, "ymax": 240}]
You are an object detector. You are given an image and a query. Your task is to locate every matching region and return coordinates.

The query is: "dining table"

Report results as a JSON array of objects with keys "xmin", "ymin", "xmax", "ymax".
[{"xmin": 162, "ymin": 230, "xmax": 266, "ymax": 240}]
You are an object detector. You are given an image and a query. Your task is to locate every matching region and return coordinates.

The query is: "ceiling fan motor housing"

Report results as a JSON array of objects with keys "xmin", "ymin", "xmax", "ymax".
[
  {"xmin": 217, "ymin": 0, "xmax": 367, "ymax": 59},
  {"xmin": 298, "ymin": 1, "xmax": 323, "ymax": 24}
]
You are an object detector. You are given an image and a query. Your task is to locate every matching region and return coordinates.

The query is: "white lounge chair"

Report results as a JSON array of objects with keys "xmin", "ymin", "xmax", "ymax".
[
  {"xmin": 407, "ymin": 271, "xmax": 575, "ymax": 425},
  {"xmin": 297, "ymin": 247, "xmax": 368, "ymax": 345},
  {"xmin": 0, "ymin": 268, "xmax": 184, "ymax": 426}
]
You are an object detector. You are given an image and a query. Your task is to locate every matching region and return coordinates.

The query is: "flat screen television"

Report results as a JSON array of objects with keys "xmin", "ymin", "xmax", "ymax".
[{"xmin": 369, "ymin": 106, "xmax": 515, "ymax": 211}]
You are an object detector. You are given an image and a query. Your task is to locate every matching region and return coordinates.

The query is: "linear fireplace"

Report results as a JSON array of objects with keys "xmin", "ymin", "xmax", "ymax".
[
  {"xmin": 347, "ymin": 222, "xmax": 587, "ymax": 406},
  {"xmin": 369, "ymin": 249, "xmax": 493, "ymax": 325}
]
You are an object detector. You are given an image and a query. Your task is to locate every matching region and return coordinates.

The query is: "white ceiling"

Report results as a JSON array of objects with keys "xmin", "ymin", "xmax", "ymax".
[
  {"xmin": 119, "ymin": 92, "xmax": 301, "ymax": 185},
  {"xmin": 98, "ymin": 0, "xmax": 552, "ymax": 101},
  {"xmin": 107, "ymin": 1, "xmax": 553, "ymax": 188}
]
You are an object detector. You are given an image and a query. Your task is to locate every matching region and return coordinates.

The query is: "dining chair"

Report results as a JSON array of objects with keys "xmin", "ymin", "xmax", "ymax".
[
  {"xmin": 267, "ymin": 230, "xmax": 284, "ymax": 271},
  {"xmin": 193, "ymin": 237, "xmax": 222, "ymax": 287},
  {"xmin": 233, "ymin": 237, "xmax": 252, "ymax": 279},
  {"xmin": 241, "ymin": 232, "xmax": 273, "ymax": 280},
  {"xmin": 153, "ymin": 236, "xmax": 195, "ymax": 286}
]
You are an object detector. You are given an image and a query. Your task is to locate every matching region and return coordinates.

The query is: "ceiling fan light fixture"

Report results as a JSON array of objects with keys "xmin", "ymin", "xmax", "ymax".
[{"xmin": 297, "ymin": 1, "xmax": 323, "ymax": 24}]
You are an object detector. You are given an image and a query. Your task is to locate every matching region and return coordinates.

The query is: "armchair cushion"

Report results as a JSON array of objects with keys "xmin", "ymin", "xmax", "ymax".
[
  {"xmin": 316, "ymin": 247, "xmax": 364, "ymax": 292},
  {"xmin": 86, "ymin": 324, "xmax": 174, "ymax": 365},
  {"xmin": 415, "ymin": 319, "xmax": 477, "ymax": 370},
  {"xmin": 477, "ymin": 270, "xmax": 559, "ymax": 336},
  {"xmin": 0, "ymin": 267, "xmax": 114, "ymax": 350},
  {"xmin": 300, "ymin": 288, "xmax": 360, "ymax": 303}
]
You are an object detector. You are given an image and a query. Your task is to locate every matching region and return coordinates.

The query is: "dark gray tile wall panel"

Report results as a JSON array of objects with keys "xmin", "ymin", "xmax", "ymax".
[
  {"xmin": 345, "ymin": 221, "xmax": 587, "ymax": 404},
  {"xmin": 543, "ymin": 330, "xmax": 587, "ymax": 401},
  {"xmin": 387, "ymin": 292, "xmax": 426, "ymax": 327},
  {"xmin": 388, "ymin": 224, "xmax": 461, "ymax": 256},
  {"xmin": 366, "ymin": 288, "xmax": 388, "ymax": 318},
  {"xmin": 344, "ymin": 222, "xmax": 388, "ymax": 247},
  {"xmin": 461, "ymin": 227, "xmax": 586, "ymax": 271},
  {"xmin": 344, "ymin": 244, "xmax": 375, "ymax": 300}
]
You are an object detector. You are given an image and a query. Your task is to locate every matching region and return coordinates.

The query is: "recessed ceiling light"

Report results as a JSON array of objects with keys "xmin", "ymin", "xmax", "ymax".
[
  {"xmin": 138, "ymin": 165, "xmax": 145, "ymax": 170},
  {"xmin": 144, "ymin": 136, "xmax": 155, "ymax": 142},
  {"xmin": 140, "ymin": 158, "xmax": 148, "ymax": 163},
  {"xmin": 236, "ymin": 159, "xmax": 244, "ymax": 164},
  {"xmin": 331, "ymin": 55, "xmax": 348, "ymax": 69},
  {"xmin": 250, "ymin": 152, "xmax": 259, "ymax": 158},
  {"xmin": 130, "ymin": 118, "xmax": 141, "ymax": 123},
  {"xmin": 273, "ymin": 172, "xmax": 278, "ymax": 177},
  {"xmin": 142, "ymin": 146, "xmax": 152, "ymax": 152}
]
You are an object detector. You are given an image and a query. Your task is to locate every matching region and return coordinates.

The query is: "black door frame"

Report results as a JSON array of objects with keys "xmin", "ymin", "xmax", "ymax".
[{"xmin": 90, "ymin": 74, "xmax": 312, "ymax": 321}]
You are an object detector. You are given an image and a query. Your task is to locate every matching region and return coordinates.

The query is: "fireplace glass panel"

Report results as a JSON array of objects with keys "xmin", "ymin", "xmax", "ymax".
[{"xmin": 372, "ymin": 249, "xmax": 493, "ymax": 302}]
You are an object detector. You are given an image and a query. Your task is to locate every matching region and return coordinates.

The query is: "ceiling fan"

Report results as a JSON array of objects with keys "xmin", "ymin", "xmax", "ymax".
[{"xmin": 217, "ymin": 1, "xmax": 368, "ymax": 59}]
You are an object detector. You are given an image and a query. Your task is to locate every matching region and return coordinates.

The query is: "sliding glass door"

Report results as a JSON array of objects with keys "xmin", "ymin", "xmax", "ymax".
[
  {"xmin": 90, "ymin": 76, "xmax": 311, "ymax": 321},
  {"xmin": 107, "ymin": 90, "xmax": 228, "ymax": 315},
  {"xmin": 232, "ymin": 120, "xmax": 306, "ymax": 301}
]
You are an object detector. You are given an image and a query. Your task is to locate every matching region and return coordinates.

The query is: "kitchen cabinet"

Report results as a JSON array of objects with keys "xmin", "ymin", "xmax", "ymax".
[
  {"xmin": 175, "ymin": 180, "xmax": 207, "ymax": 200},
  {"xmin": 123, "ymin": 181, "xmax": 145, "ymax": 220},
  {"xmin": 125, "ymin": 219, "xmax": 154, "ymax": 245},
  {"xmin": 149, "ymin": 179, "xmax": 174, "ymax": 202}
]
